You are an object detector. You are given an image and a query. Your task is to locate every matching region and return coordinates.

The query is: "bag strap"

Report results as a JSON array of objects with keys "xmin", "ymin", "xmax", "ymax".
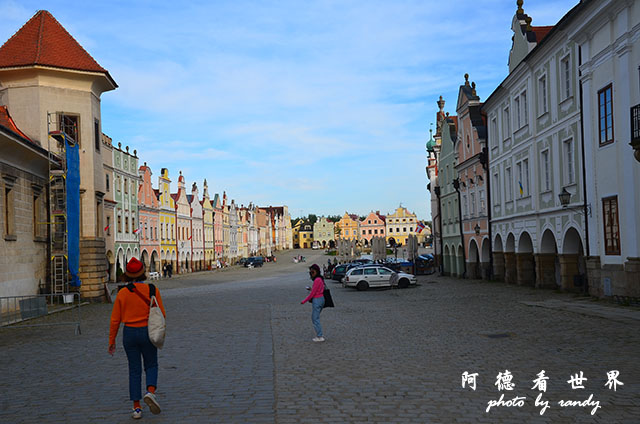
[{"xmin": 128, "ymin": 283, "xmax": 152, "ymax": 305}]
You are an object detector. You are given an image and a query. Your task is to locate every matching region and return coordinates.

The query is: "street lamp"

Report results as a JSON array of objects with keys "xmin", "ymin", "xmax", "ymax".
[
  {"xmin": 558, "ymin": 187, "xmax": 592, "ymax": 217},
  {"xmin": 474, "ymin": 224, "xmax": 481, "ymax": 235}
]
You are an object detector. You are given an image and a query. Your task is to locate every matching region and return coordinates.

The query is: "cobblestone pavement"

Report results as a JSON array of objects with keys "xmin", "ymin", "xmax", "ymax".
[{"xmin": 1, "ymin": 249, "xmax": 639, "ymax": 423}]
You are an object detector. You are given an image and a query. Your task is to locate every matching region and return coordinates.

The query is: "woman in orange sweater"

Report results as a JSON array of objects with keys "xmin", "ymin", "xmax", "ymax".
[{"xmin": 109, "ymin": 258, "xmax": 166, "ymax": 419}]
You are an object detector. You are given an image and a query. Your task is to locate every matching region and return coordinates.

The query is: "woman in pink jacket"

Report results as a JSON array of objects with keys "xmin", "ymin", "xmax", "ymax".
[{"xmin": 301, "ymin": 264, "xmax": 325, "ymax": 342}]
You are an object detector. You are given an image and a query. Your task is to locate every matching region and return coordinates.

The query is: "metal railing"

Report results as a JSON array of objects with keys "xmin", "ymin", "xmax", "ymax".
[{"xmin": 0, "ymin": 293, "xmax": 81, "ymax": 335}]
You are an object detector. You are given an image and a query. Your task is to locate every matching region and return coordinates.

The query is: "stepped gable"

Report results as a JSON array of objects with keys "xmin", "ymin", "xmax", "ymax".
[{"xmin": 0, "ymin": 10, "xmax": 117, "ymax": 86}]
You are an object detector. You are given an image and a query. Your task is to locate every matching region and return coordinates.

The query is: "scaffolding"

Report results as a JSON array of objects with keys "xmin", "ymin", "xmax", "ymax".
[{"xmin": 46, "ymin": 113, "xmax": 76, "ymax": 295}]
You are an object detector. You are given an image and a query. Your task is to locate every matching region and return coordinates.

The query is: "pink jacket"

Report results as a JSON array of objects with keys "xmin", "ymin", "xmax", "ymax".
[{"xmin": 301, "ymin": 277, "xmax": 325, "ymax": 304}]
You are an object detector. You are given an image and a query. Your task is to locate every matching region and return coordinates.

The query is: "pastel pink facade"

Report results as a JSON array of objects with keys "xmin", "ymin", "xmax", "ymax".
[
  {"xmin": 212, "ymin": 194, "xmax": 223, "ymax": 258},
  {"xmin": 137, "ymin": 164, "xmax": 160, "ymax": 274},
  {"xmin": 360, "ymin": 211, "xmax": 386, "ymax": 245},
  {"xmin": 455, "ymin": 75, "xmax": 490, "ymax": 279}
]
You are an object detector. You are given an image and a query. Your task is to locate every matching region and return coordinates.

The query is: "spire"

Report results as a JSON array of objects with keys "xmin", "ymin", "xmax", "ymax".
[
  {"xmin": 464, "ymin": 73, "xmax": 470, "ymax": 86},
  {"xmin": 437, "ymin": 96, "xmax": 445, "ymax": 113},
  {"xmin": 517, "ymin": 0, "xmax": 524, "ymax": 15}
]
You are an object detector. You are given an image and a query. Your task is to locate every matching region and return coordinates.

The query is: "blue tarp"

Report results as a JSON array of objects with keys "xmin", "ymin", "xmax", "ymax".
[{"xmin": 66, "ymin": 139, "xmax": 81, "ymax": 287}]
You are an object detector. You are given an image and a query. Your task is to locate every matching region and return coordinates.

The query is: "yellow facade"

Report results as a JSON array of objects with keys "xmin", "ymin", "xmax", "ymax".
[
  {"xmin": 337, "ymin": 213, "xmax": 360, "ymax": 241},
  {"xmin": 158, "ymin": 168, "xmax": 176, "ymax": 268},
  {"xmin": 385, "ymin": 207, "xmax": 418, "ymax": 246}
]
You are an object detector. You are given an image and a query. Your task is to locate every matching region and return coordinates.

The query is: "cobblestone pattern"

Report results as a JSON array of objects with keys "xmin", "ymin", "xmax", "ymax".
[{"xmin": 1, "ymin": 249, "xmax": 639, "ymax": 423}]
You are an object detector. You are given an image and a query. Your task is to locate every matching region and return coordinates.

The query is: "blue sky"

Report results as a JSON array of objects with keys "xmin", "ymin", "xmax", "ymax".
[{"xmin": 0, "ymin": 0, "xmax": 577, "ymax": 220}]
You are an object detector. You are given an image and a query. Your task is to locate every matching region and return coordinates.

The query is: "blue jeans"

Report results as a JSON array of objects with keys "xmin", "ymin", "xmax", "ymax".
[
  {"xmin": 311, "ymin": 297, "xmax": 325, "ymax": 337},
  {"xmin": 123, "ymin": 326, "xmax": 158, "ymax": 401}
]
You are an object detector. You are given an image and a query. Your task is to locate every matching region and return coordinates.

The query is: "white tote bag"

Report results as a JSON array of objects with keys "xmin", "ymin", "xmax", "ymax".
[{"xmin": 147, "ymin": 285, "xmax": 166, "ymax": 349}]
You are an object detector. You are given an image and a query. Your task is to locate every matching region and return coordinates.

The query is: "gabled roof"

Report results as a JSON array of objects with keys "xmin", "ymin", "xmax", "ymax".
[
  {"xmin": 153, "ymin": 188, "xmax": 160, "ymax": 200},
  {"xmin": 0, "ymin": 10, "xmax": 117, "ymax": 87},
  {"xmin": 530, "ymin": 26, "xmax": 553, "ymax": 43},
  {"xmin": 0, "ymin": 106, "xmax": 32, "ymax": 142}
]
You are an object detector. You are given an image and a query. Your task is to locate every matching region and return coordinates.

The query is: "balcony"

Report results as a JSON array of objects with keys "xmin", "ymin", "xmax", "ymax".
[{"xmin": 631, "ymin": 104, "xmax": 640, "ymax": 162}]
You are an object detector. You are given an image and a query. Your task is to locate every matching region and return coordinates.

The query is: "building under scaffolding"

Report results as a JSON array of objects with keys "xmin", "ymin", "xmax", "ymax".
[{"xmin": 47, "ymin": 113, "xmax": 81, "ymax": 294}]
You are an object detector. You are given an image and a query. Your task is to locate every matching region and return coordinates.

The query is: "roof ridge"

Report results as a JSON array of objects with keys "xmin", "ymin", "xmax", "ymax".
[{"xmin": 35, "ymin": 10, "xmax": 45, "ymax": 63}]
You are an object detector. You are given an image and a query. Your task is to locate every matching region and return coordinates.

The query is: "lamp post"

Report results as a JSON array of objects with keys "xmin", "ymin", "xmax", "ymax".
[
  {"xmin": 559, "ymin": 187, "xmax": 592, "ymax": 216},
  {"xmin": 474, "ymin": 223, "xmax": 481, "ymax": 235}
]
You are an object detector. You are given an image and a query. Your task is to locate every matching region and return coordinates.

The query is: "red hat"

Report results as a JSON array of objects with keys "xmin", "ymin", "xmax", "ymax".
[{"xmin": 125, "ymin": 257, "xmax": 145, "ymax": 279}]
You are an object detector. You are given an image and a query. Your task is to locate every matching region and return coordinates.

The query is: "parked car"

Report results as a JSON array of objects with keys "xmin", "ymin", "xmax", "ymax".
[
  {"xmin": 343, "ymin": 265, "xmax": 417, "ymax": 291},
  {"xmin": 331, "ymin": 264, "xmax": 352, "ymax": 281},
  {"xmin": 238, "ymin": 258, "xmax": 248, "ymax": 266},
  {"xmin": 245, "ymin": 256, "xmax": 264, "ymax": 267}
]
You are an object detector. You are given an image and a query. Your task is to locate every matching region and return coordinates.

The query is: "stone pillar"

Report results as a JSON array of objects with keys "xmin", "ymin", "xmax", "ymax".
[
  {"xmin": 466, "ymin": 261, "xmax": 478, "ymax": 279},
  {"xmin": 493, "ymin": 252, "xmax": 505, "ymax": 281},
  {"xmin": 481, "ymin": 261, "xmax": 491, "ymax": 280},
  {"xmin": 516, "ymin": 253, "xmax": 535, "ymax": 286},
  {"xmin": 585, "ymin": 256, "xmax": 602, "ymax": 297},
  {"xmin": 559, "ymin": 254, "xmax": 579, "ymax": 291},
  {"xmin": 78, "ymin": 238, "xmax": 108, "ymax": 301},
  {"xmin": 535, "ymin": 253, "xmax": 557, "ymax": 289},
  {"xmin": 503, "ymin": 252, "xmax": 517, "ymax": 284},
  {"xmin": 624, "ymin": 257, "xmax": 640, "ymax": 298}
]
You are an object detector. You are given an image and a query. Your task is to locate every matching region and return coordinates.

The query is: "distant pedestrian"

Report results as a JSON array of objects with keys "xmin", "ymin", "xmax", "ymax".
[
  {"xmin": 301, "ymin": 264, "xmax": 325, "ymax": 342},
  {"xmin": 109, "ymin": 258, "xmax": 166, "ymax": 419}
]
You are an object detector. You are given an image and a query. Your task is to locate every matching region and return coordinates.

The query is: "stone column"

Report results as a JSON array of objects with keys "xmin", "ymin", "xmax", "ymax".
[
  {"xmin": 516, "ymin": 253, "xmax": 535, "ymax": 286},
  {"xmin": 585, "ymin": 256, "xmax": 602, "ymax": 297},
  {"xmin": 624, "ymin": 257, "xmax": 640, "ymax": 298},
  {"xmin": 535, "ymin": 253, "xmax": 557, "ymax": 289},
  {"xmin": 466, "ymin": 261, "xmax": 478, "ymax": 279},
  {"xmin": 503, "ymin": 252, "xmax": 517, "ymax": 284},
  {"xmin": 493, "ymin": 252, "xmax": 505, "ymax": 281},
  {"xmin": 481, "ymin": 261, "xmax": 491, "ymax": 280},
  {"xmin": 559, "ymin": 254, "xmax": 579, "ymax": 291},
  {"xmin": 78, "ymin": 238, "xmax": 108, "ymax": 301}
]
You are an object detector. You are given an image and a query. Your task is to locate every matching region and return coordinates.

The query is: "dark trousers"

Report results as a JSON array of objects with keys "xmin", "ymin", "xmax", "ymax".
[{"xmin": 123, "ymin": 326, "xmax": 158, "ymax": 401}]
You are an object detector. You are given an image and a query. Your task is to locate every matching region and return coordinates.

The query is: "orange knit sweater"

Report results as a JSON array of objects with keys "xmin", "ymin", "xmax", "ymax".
[{"xmin": 109, "ymin": 283, "xmax": 166, "ymax": 346}]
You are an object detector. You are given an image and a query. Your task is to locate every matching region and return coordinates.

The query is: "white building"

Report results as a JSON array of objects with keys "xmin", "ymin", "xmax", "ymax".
[
  {"xmin": 570, "ymin": 0, "xmax": 640, "ymax": 297},
  {"xmin": 484, "ymin": 1, "xmax": 587, "ymax": 290}
]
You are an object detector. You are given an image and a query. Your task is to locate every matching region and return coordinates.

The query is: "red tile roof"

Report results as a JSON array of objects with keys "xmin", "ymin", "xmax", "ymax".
[
  {"xmin": 0, "ymin": 105, "xmax": 32, "ymax": 141},
  {"xmin": 0, "ymin": 10, "xmax": 115, "ymax": 84},
  {"xmin": 531, "ymin": 26, "xmax": 554, "ymax": 43}
]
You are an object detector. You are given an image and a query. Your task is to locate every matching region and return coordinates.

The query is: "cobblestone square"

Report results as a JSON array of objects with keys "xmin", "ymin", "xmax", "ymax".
[{"xmin": 1, "ymin": 250, "xmax": 639, "ymax": 423}]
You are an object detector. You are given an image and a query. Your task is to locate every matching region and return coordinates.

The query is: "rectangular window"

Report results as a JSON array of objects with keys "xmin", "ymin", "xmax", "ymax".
[
  {"xmin": 389, "ymin": 228, "xmax": 393, "ymax": 233},
  {"xmin": 4, "ymin": 183, "xmax": 14, "ymax": 239},
  {"xmin": 124, "ymin": 178, "xmax": 128, "ymax": 194},
  {"xmin": 480, "ymin": 190, "xmax": 486, "ymax": 213},
  {"xmin": 515, "ymin": 97, "xmax": 521, "ymax": 129},
  {"xmin": 506, "ymin": 167, "xmax": 513, "ymax": 201},
  {"xmin": 94, "ymin": 120, "xmax": 100, "ymax": 152},
  {"xmin": 117, "ymin": 215, "xmax": 122, "ymax": 234},
  {"xmin": 106, "ymin": 217, "xmax": 111, "ymax": 236},
  {"xmin": 602, "ymin": 196, "xmax": 621, "ymax": 255},
  {"xmin": 493, "ymin": 172, "xmax": 500, "ymax": 205},
  {"xmin": 470, "ymin": 192, "xmax": 476, "ymax": 216},
  {"xmin": 524, "ymin": 158, "xmax": 530, "ymax": 195},
  {"xmin": 463, "ymin": 194, "xmax": 468, "ymax": 218},
  {"xmin": 106, "ymin": 174, "xmax": 110, "ymax": 192},
  {"xmin": 517, "ymin": 162, "xmax": 523, "ymax": 198},
  {"xmin": 542, "ymin": 150, "xmax": 550, "ymax": 191},
  {"xmin": 523, "ymin": 91, "xmax": 528, "ymax": 125},
  {"xmin": 565, "ymin": 139, "xmax": 575, "ymax": 184},
  {"xmin": 562, "ymin": 56, "xmax": 571, "ymax": 99},
  {"xmin": 59, "ymin": 114, "xmax": 79, "ymax": 145},
  {"xmin": 538, "ymin": 75, "xmax": 547, "ymax": 115},
  {"xmin": 125, "ymin": 217, "xmax": 129, "ymax": 233},
  {"xmin": 502, "ymin": 107, "xmax": 510, "ymax": 140},
  {"xmin": 491, "ymin": 117, "xmax": 498, "ymax": 147},
  {"xmin": 598, "ymin": 84, "xmax": 614, "ymax": 145}
]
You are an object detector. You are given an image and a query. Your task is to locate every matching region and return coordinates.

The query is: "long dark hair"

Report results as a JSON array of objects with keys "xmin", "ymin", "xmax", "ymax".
[{"xmin": 309, "ymin": 264, "xmax": 323, "ymax": 281}]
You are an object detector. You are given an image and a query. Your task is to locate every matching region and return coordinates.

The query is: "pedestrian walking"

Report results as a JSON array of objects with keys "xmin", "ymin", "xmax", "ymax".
[
  {"xmin": 109, "ymin": 258, "xmax": 166, "ymax": 419},
  {"xmin": 301, "ymin": 264, "xmax": 325, "ymax": 342}
]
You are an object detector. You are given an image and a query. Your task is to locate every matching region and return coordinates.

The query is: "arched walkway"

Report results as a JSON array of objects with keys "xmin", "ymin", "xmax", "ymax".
[
  {"xmin": 456, "ymin": 245, "xmax": 465, "ymax": 278},
  {"xmin": 516, "ymin": 232, "xmax": 535, "ymax": 286},
  {"xmin": 106, "ymin": 250, "xmax": 115, "ymax": 283},
  {"xmin": 560, "ymin": 227, "xmax": 586, "ymax": 291},
  {"xmin": 536, "ymin": 229, "xmax": 560, "ymax": 288},
  {"xmin": 481, "ymin": 237, "xmax": 491, "ymax": 280},
  {"xmin": 493, "ymin": 234, "xmax": 505, "ymax": 281},
  {"xmin": 504, "ymin": 233, "xmax": 517, "ymax": 284},
  {"xmin": 141, "ymin": 250, "xmax": 150, "ymax": 276},
  {"xmin": 443, "ymin": 245, "xmax": 451, "ymax": 276},
  {"xmin": 150, "ymin": 250, "xmax": 159, "ymax": 273},
  {"xmin": 467, "ymin": 239, "xmax": 480, "ymax": 279}
]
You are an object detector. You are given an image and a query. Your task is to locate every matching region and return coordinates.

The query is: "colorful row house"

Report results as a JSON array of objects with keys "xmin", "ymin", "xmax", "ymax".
[
  {"xmin": 360, "ymin": 211, "xmax": 386, "ymax": 246},
  {"xmin": 428, "ymin": 0, "xmax": 640, "ymax": 298}
]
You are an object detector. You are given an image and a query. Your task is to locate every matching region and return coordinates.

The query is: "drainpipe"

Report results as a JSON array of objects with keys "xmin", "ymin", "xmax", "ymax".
[
  {"xmin": 578, "ymin": 46, "xmax": 590, "ymax": 258},
  {"xmin": 480, "ymin": 146, "xmax": 493, "ymax": 279},
  {"xmin": 434, "ymin": 186, "xmax": 444, "ymax": 275},
  {"xmin": 453, "ymin": 177, "xmax": 467, "ymax": 278}
]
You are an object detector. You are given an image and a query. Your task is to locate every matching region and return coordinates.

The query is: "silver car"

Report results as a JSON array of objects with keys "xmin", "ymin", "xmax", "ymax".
[{"xmin": 343, "ymin": 265, "xmax": 417, "ymax": 291}]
